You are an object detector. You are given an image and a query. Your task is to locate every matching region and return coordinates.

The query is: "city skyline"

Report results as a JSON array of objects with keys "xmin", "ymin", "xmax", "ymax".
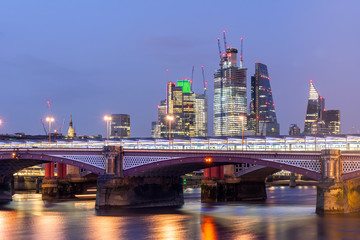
[{"xmin": 0, "ymin": 1, "xmax": 359, "ymax": 137}]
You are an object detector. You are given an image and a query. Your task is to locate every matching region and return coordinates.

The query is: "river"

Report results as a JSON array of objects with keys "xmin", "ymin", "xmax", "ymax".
[{"xmin": 1, "ymin": 186, "xmax": 360, "ymax": 240}]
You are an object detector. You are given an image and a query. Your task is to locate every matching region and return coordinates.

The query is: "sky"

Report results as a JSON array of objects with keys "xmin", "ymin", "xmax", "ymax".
[{"xmin": 0, "ymin": 0, "xmax": 360, "ymax": 137}]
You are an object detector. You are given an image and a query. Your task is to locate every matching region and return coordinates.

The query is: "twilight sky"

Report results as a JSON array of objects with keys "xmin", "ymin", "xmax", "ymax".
[{"xmin": 0, "ymin": 1, "xmax": 359, "ymax": 137}]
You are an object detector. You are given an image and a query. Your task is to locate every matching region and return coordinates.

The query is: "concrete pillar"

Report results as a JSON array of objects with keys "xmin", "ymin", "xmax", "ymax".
[
  {"xmin": 62, "ymin": 164, "xmax": 67, "ymax": 178},
  {"xmin": 0, "ymin": 176, "xmax": 14, "ymax": 204},
  {"xmin": 289, "ymin": 172, "xmax": 296, "ymax": 188},
  {"xmin": 45, "ymin": 163, "xmax": 51, "ymax": 179},
  {"xmin": 50, "ymin": 162, "xmax": 55, "ymax": 178},
  {"xmin": 203, "ymin": 168, "xmax": 211, "ymax": 178},
  {"xmin": 96, "ymin": 176, "xmax": 184, "ymax": 209},
  {"xmin": 57, "ymin": 163, "xmax": 63, "ymax": 179}
]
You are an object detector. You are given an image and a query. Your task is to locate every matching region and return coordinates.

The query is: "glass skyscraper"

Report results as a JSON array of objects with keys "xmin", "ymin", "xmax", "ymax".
[
  {"xmin": 110, "ymin": 114, "xmax": 130, "ymax": 138},
  {"xmin": 304, "ymin": 80, "xmax": 325, "ymax": 135},
  {"xmin": 214, "ymin": 48, "xmax": 247, "ymax": 136},
  {"xmin": 248, "ymin": 63, "xmax": 279, "ymax": 136}
]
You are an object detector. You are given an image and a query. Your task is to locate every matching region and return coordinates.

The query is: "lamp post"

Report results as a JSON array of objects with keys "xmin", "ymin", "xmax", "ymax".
[
  {"xmin": 166, "ymin": 115, "xmax": 174, "ymax": 149},
  {"xmin": 104, "ymin": 115, "xmax": 112, "ymax": 146},
  {"xmin": 46, "ymin": 117, "xmax": 54, "ymax": 147},
  {"xmin": 240, "ymin": 115, "xmax": 245, "ymax": 151}
]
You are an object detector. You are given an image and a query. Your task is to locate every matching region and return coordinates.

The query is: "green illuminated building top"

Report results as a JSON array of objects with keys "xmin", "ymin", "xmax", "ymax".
[{"xmin": 177, "ymin": 80, "xmax": 192, "ymax": 93}]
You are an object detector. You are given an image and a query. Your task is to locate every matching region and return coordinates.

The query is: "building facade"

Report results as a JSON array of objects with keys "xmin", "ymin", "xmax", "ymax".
[
  {"xmin": 324, "ymin": 110, "xmax": 341, "ymax": 135},
  {"xmin": 304, "ymin": 80, "xmax": 325, "ymax": 135},
  {"xmin": 214, "ymin": 47, "xmax": 247, "ymax": 136},
  {"xmin": 110, "ymin": 114, "xmax": 130, "ymax": 138},
  {"xmin": 303, "ymin": 81, "xmax": 341, "ymax": 135},
  {"xmin": 156, "ymin": 80, "xmax": 196, "ymax": 138},
  {"xmin": 195, "ymin": 93, "xmax": 208, "ymax": 137},
  {"xmin": 289, "ymin": 124, "xmax": 301, "ymax": 136},
  {"xmin": 248, "ymin": 63, "xmax": 279, "ymax": 136}
]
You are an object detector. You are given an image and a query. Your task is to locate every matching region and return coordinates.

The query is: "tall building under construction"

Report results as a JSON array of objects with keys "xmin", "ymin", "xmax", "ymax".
[{"xmin": 213, "ymin": 39, "xmax": 247, "ymax": 136}]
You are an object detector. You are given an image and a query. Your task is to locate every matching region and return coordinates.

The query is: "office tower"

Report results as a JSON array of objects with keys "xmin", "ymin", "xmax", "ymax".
[
  {"xmin": 151, "ymin": 121, "xmax": 161, "ymax": 138},
  {"xmin": 214, "ymin": 47, "xmax": 247, "ymax": 136},
  {"xmin": 304, "ymin": 80, "xmax": 326, "ymax": 135},
  {"xmin": 158, "ymin": 80, "xmax": 196, "ymax": 138},
  {"xmin": 110, "ymin": 114, "xmax": 130, "ymax": 138},
  {"xmin": 195, "ymin": 93, "xmax": 208, "ymax": 137},
  {"xmin": 289, "ymin": 124, "xmax": 301, "ymax": 136},
  {"xmin": 324, "ymin": 110, "xmax": 341, "ymax": 135},
  {"xmin": 248, "ymin": 63, "xmax": 280, "ymax": 136}
]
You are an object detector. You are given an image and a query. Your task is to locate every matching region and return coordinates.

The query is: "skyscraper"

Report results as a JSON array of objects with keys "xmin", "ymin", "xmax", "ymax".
[
  {"xmin": 248, "ymin": 63, "xmax": 279, "ymax": 136},
  {"xmin": 289, "ymin": 124, "xmax": 301, "ymax": 136},
  {"xmin": 304, "ymin": 80, "xmax": 326, "ymax": 135},
  {"xmin": 110, "ymin": 114, "xmax": 130, "ymax": 138},
  {"xmin": 195, "ymin": 93, "xmax": 208, "ymax": 137},
  {"xmin": 157, "ymin": 80, "xmax": 196, "ymax": 138},
  {"xmin": 324, "ymin": 110, "xmax": 341, "ymax": 135},
  {"xmin": 214, "ymin": 47, "xmax": 247, "ymax": 136}
]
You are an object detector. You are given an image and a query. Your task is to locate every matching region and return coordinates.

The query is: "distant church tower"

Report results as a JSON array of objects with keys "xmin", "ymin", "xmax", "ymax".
[{"xmin": 67, "ymin": 114, "xmax": 75, "ymax": 137}]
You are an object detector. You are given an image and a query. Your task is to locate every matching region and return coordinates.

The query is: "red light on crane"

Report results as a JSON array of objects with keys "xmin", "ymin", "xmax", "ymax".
[{"xmin": 205, "ymin": 157, "xmax": 212, "ymax": 163}]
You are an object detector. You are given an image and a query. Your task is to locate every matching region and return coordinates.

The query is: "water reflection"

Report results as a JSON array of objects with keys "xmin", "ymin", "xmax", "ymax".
[
  {"xmin": 1, "ymin": 187, "xmax": 360, "ymax": 239},
  {"xmin": 201, "ymin": 216, "xmax": 216, "ymax": 240}
]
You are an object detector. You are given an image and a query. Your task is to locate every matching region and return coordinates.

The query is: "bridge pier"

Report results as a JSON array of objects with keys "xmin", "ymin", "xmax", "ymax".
[
  {"xmin": 316, "ymin": 149, "xmax": 360, "ymax": 214},
  {"xmin": 96, "ymin": 146, "xmax": 184, "ymax": 208},
  {"xmin": 42, "ymin": 178, "xmax": 86, "ymax": 200},
  {"xmin": 201, "ymin": 178, "xmax": 267, "ymax": 202},
  {"xmin": 202, "ymin": 165, "xmax": 267, "ymax": 202},
  {"xmin": 0, "ymin": 175, "xmax": 14, "ymax": 204},
  {"xmin": 96, "ymin": 176, "xmax": 183, "ymax": 209}
]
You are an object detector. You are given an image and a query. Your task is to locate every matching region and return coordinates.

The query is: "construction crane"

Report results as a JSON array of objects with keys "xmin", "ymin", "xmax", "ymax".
[
  {"xmin": 191, "ymin": 65, "xmax": 194, "ymax": 89},
  {"xmin": 201, "ymin": 65, "xmax": 207, "ymax": 95},
  {"xmin": 217, "ymin": 38, "xmax": 222, "ymax": 60},
  {"xmin": 240, "ymin": 37, "xmax": 244, "ymax": 68},
  {"xmin": 217, "ymin": 35, "xmax": 224, "ymax": 136},
  {"xmin": 41, "ymin": 119, "xmax": 47, "ymax": 135},
  {"xmin": 223, "ymin": 30, "xmax": 228, "ymax": 50}
]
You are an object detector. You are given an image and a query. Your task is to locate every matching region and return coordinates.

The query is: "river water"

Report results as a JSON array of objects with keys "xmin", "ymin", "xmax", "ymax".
[{"xmin": 1, "ymin": 186, "xmax": 360, "ymax": 240}]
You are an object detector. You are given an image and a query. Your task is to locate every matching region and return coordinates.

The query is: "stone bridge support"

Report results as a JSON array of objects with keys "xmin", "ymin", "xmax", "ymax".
[
  {"xmin": 201, "ymin": 165, "xmax": 267, "ymax": 202},
  {"xmin": 0, "ymin": 175, "xmax": 14, "ymax": 204},
  {"xmin": 316, "ymin": 149, "xmax": 360, "ymax": 214},
  {"xmin": 96, "ymin": 146, "xmax": 184, "ymax": 209}
]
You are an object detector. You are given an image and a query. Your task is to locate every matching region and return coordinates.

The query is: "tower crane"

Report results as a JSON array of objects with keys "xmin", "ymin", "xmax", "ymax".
[
  {"xmin": 223, "ymin": 30, "xmax": 228, "ymax": 51},
  {"xmin": 201, "ymin": 65, "xmax": 207, "ymax": 95}
]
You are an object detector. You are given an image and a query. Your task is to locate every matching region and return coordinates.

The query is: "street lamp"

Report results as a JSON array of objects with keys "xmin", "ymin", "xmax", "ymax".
[
  {"xmin": 104, "ymin": 115, "xmax": 112, "ymax": 146},
  {"xmin": 46, "ymin": 116, "xmax": 55, "ymax": 147},
  {"xmin": 166, "ymin": 115, "xmax": 174, "ymax": 149},
  {"xmin": 240, "ymin": 115, "xmax": 245, "ymax": 151}
]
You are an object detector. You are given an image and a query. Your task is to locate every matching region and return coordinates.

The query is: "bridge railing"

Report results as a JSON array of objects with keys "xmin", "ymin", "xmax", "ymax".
[{"xmin": 0, "ymin": 135, "xmax": 360, "ymax": 151}]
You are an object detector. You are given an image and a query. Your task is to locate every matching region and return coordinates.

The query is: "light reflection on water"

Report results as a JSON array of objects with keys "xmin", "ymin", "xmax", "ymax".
[{"xmin": 1, "ymin": 187, "xmax": 360, "ymax": 240}]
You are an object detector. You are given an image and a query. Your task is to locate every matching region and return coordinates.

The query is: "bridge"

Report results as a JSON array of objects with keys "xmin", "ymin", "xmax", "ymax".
[
  {"xmin": 1, "ymin": 145, "xmax": 360, "ymax": 214},
  {"xmin": 3, "ymin": 134, "xmax": 360, "ymax": 151}
]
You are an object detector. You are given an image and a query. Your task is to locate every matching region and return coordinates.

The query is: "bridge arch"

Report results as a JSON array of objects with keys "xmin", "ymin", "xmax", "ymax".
[
  {"xmin": 0, "ymin": 152, "xmax": 105, "ymax": 177},
  {"xmin": 123, "ymin": 155, "xmax": 322, "ymax": 180},
  {"xmin": 342, "ymin": 170, "xmax": 360, "ymax": 181}
]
